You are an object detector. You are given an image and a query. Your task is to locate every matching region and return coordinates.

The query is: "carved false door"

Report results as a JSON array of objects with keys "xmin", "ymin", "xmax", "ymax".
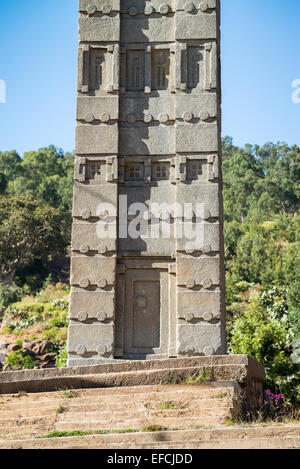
[{"xmin": 123, "ymin": 268, "xmax": 169, "ymax": 359}]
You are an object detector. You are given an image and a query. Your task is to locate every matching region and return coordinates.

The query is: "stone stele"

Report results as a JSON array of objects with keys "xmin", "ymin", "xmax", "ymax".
[{"xmin": 68, "ymin": 0, "xmax": 226, "ymax": 366}]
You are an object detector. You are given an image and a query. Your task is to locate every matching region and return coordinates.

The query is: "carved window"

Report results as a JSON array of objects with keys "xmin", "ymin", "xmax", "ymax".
[
  {"xmin": 125, "ymin": 163, "xmax": 144, "ymax": 181},
  {"xmin": 126, "ymin": 51, "xmax": 145, "ymax": 91},
  {"xmin": 86, "ymin": 161, "xmax": 105, "ymax": 180},
  {"xmin": 187, "ymin": 47, "xmax": 203, "ymax": 89},
  {"xmin": 90, "ymin": 49, "xmax": 106, "ymax": 91},
  {"xmin": 152, "ymin": 163, "xmax": 170, "ymax": 181},
  {"xmin": 187, "ymin": 160, "xmax": 206, "ymax": 180},
  {"xmin": 152, "ymin": 50, "xmax": 170, "ymax": 90}
]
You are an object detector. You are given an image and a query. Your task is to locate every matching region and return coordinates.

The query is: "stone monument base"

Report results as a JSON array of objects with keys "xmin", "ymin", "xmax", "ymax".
[{"xmin": 0, "ymin": 355, "xmax": 265, "ymax": 412}]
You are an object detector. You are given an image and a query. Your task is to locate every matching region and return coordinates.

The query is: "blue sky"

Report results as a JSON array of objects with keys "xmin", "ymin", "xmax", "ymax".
[{"xmin": 0, "ymin": 0, "xmax": 299, "ymax": 155}]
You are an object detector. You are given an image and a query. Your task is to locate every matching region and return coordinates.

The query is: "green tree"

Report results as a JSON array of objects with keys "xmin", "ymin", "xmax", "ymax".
[
  {"xmin": 6, "ymin": 146, "xmax": 74, "ymax": 216},
  {"xmin": 0, "ymin": 196, "xmax": 68, "ymax": 285}
]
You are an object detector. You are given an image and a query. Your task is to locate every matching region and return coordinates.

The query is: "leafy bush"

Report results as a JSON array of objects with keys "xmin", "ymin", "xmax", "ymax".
[
  {"xmin": 42, "ymin": 327, "xmax": 67, "ymax": 343},
  {"xmin": 0, "ymin": 284, "xmax": 23, "ymax": 316},
  {"xmin": 55, "ymin": 345, "xmax": 68, "ymax": 368},
  {"xmin": 6, "ymin": 351, "xmax": 36, "ymax": 370},
  {"xmin": 229, "ymin": 289, "xmax": 300, "ymax": 406}
]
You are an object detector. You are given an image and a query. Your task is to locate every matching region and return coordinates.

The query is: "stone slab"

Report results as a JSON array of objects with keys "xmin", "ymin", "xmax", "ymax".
[
  {"xmin": 70, "ymin": 257, "xmax": 116, "ymax": 288},
  {"xmin": 76, "ymin": 124, "xmax": 119, "ymax": 155},
  {"xmin": 176, "ymin": 123, "xmax": 218, "ymax": 152},
  {"xmin": 77, "ymin": 97, "xmax": 119, "ymax": 122},
  {"xmin": 0, "ymin": 356, "xmax": 265, "ymax": 398},
  {"xmin": 177, "ymin": 323, "xmax": 224, "ymax": 355},
  {"xmin": 119, "ymin": 125, "xmax": 175, "ymax": 155},
  {"xmin": 79, "ymin": 16, "xmax": 120, "ymax": 42},
  {"xmin": 69, "ymin": 291, "xmax": 115, "ymax": 321},
  {"xmin": 72, "ymin": 183, "xmax": 118, "ymax": 219}
]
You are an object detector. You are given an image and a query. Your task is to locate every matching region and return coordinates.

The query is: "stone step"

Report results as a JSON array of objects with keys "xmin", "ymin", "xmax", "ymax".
[
  {"xmin": 0, "ymin": 382, "xmax": 240, "ymax": 440},
  {"xmin": 1, "ymin": 426, "xmax": 300, "ymax": 449},
  {"xmin": 54, "ymin": 417, "xmax": 230, "ymax": 431},
  {"xmin": 0, "ymin": 385, "xmax": 237, "ymax": 407},
  {"xmin": 0, "ymin": 412, "xmax": 228, "ymax": 431},
  {"xmin": 0, "ymin": 383, "xmax": 237, "ymax": 401},
  {"xmin": 85, "ymin": 438, "xmax": 300, "ymax": 450},
  {"xmin": 0, "ymin": 356, "xmax": 265, "ymax": 396},
  {"xmin": 0, "ymin": 397, "xmax": 236, "ymax": 418}
]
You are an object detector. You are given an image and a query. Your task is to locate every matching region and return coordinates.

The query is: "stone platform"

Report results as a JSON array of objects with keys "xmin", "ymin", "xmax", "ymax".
[{"xmin": 0, "ymin": 355, "xmax": 265, "ymax": 412}]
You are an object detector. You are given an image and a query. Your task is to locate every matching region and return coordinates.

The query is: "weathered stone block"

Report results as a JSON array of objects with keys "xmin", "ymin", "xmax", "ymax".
[
  {"xmin": 175, "ymin": 94, "xmax": 218, "ymax": 119},
  {"xmin": 71, "ymin": 223, "xmax": 116, "ymax": 253},
  {"xmin": 79, "ymin": 0, "xmax": 120, "ymax": 12},
  {"xmin": 121, "ymin": 18, "xmax": 174, "ymax": 43},
  {"xmin": 176, "ymin": 222, "xmax": 220, "ymax": 253},
  {"xmin": 176, "ymin": 183, "xmax": 220, "ymax": 219},
  {"xmin": 121, "ymin": 0, "xmax": 175, "ymax": 13},
  {"xmin": 119, "ymin": 125, "xmax": 175, "ymax": 155},
  {"xmin": 70, "ymin": 257, "xmax": 116, "ymax": 288},
  {"xmin": 79, "ymin": 16, "xmax": 120, "ymax": 42},
  {"xmin": 176, "ymin": 123, "xmax": 218, "ymax": 152},
  {"xmin": 177, "ymin": 291, "xmax": 222, "ymax": 320},
  {"xmin": 177, "ymin": 257, "xmax": 220, "ymax": 287},
  {"xmin": 177, "ymin": 323, "xmax": 224, "ymax": 356},
  {"xmin": 72, "ymin": 182, "xmax": 117, "ymax": 219},
  {"xmin": 69, "ymin": 291, "xmax": 115, "ymax": 322},
  {"xmin": 77, "ymin": 97, "xmax": 119, "ymax": 122},
  {"xmin": 120, "ymin": 97, "xmax": 175, "ymax": 123},
  {"xmin": 175, "ymin": 12, "xmax": 217, "ymax": 40},
  {"xmin": 76, "ymin": 124, "xmax": 119, "ymax": 155},
  {"xmin": 68, "ymin": 323, "xmax": 114, "ymax": 356}
]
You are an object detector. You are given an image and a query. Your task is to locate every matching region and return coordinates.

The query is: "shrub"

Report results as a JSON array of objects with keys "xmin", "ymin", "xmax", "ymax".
[
  {"xmin": 0, "ymin": 284, "xmax": 23, "ymax": 316},
  {"xmin": 42, "ymin": 327, "xmax": 67, "ymax": 343},
  {"xmin": 6, "ymin": 351, "xmax": 36, "ymax": 370},
  {"xmin": 228, "ymin": 289, "xmax": 300, "ymax": 407},
  {"xmin": 55, "ymin": 345, "xmax": 68, "ymax": 368}
]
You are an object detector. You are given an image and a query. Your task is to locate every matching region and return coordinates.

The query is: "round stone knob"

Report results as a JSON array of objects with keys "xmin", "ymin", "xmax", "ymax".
[
  {"xmin": 77, "ymin": 312, "xmax": 88, "ymax": 323},
  {"xmin": 182, "ymin": 345, "xmax": 195, "ymax": 354},
  {"xmin": 144, "ymin": 113, "xmax": 153, "ymax": 123},
  {"xmin": 159, "ymin": 3, "xmax": 169, "ymax": 14},
  {"xmin": 203, "ymin": 346, "xmax": 215, "ymax": 356},
  {"xmin": 203, "ymin": 312, "xmax": 213, "ymax": 322},
  {"xmin": 202, "ymin": 208, "xmax": 211, "ymax": 220},
  {"xmin": 199, "ymin": 2, "xmax": 209, "ymax": 12},
  {"xmin": 102, "ymin": 4, "xmax": 112, "ymax": 14},
  {"xmin": 76, "ymin": 344, "xmax": 87, "ymax": 356},
  {"xmin": 159, "ymin": 113, "xmax": 169, "ymax": 123},
  {"xmin": 182, "ymin": 111, "xmax": 193, "ymax": 122},
  {"xmin": 184, "ymin": 312, "xmax": 195, "ymax": 322},
  {"xmin": 127, "ymin": 113, "xmax": 137, "ymax": 124},
  {"xmin": 80, "ymin": 245, "xmax": 90, "ymax": 254},
  {"xmin": 98, "ymin": 245, "xmax": 108, "ymax": 255},
  {"xmin": 199, "ymin": 111, "xmax": 210, "ymax": 121},
  {"xmin": 86, "ymin": 4, "xmax": 97, "ymax": 15},
  {"xmin": 97, "ymin": 278, "xmax": 107, "ymax": 289},
  {"xmin": 100, "ymin": 113, "xmax": 110, "ymax": 123},
  {"xmin": 144, "ymin": 5, "xmax": 154, "ymax": 15},
  {"xmin": 202, "ymin": 278, "xmax": 213, "ymax": 289},
  {"xmin": 184, "ymin": 2, "xmax": 195, "ymax": 13},
  {"xmin": 186, "ymin": 278, "xmax": 196, "ymax": 289},
  {"xmin": 96, "ymin": 345, "xmax": 107, "ymax": 356},
  {"xmin": 85, "ymin": 113, "xmax": 95, "ymax": 123},
  {"xmin": 79, "ymin": 278, "xmax": 90, "ymax": 289},
  {"xmin": 128, "ymin": 6, "xmax": 139, "ymax": 16},
  {"xmin": 202, "ymin": 244, "xmax": 211, "ymax": 254},
  {"xmin": 96, "ymin": 311, "xmax": 107, "ymax": 323},
  {"xmin": 81, "ymin": 209, "xmax": 91, "ymax": 220},
  {"xmin": 98, "ymin": 209, "xmax": 109, "ymax": 219}
]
